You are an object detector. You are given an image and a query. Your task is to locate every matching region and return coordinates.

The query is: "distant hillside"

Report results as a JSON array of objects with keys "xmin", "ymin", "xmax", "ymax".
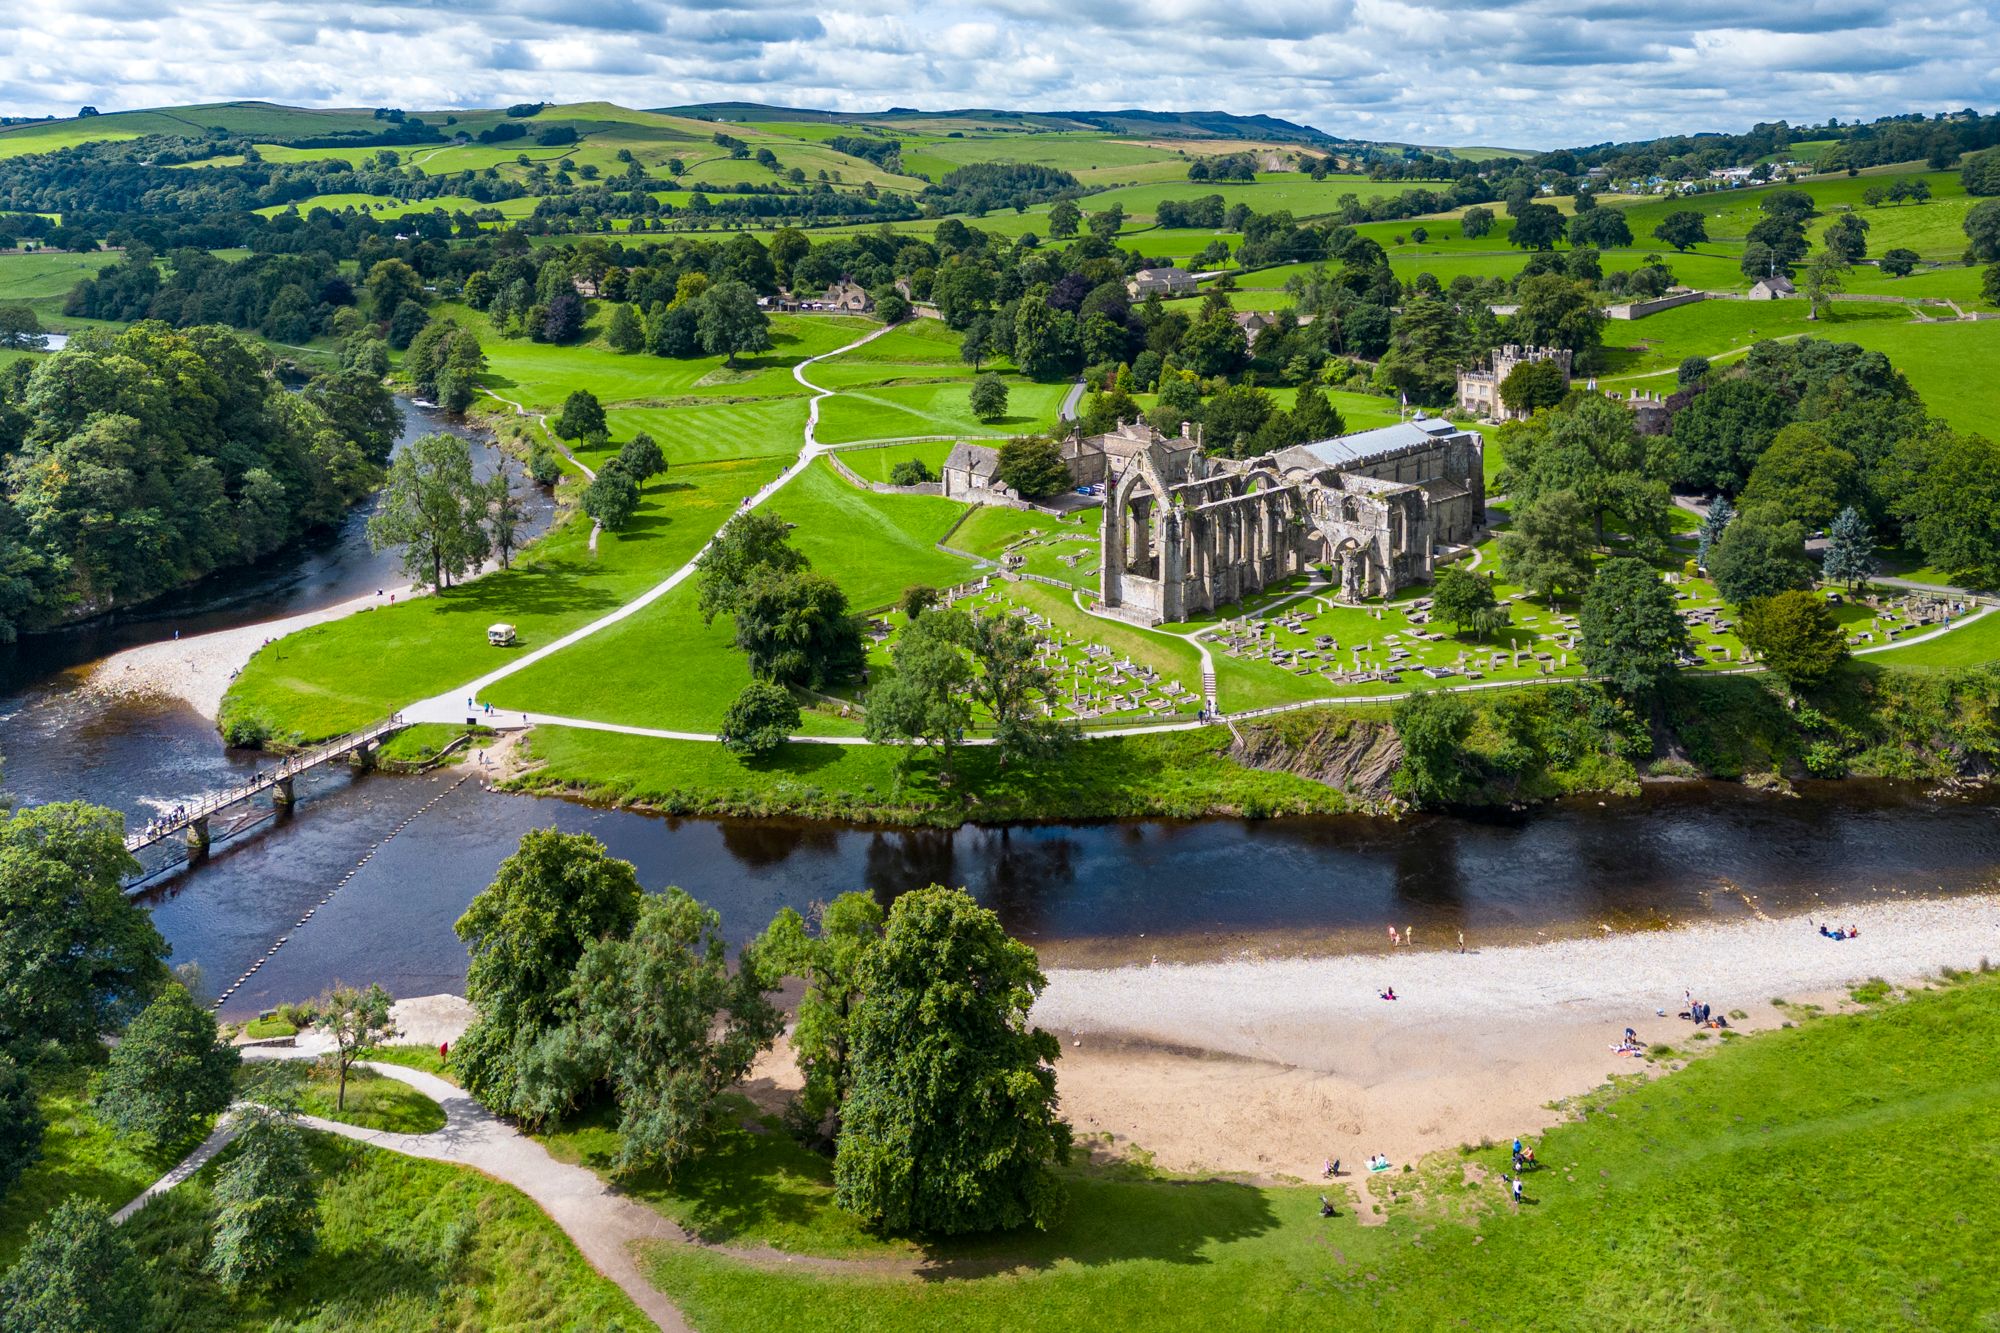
[{"xmin": 660, "ymin": 102, "xmax": 1342, "ymax": 145}]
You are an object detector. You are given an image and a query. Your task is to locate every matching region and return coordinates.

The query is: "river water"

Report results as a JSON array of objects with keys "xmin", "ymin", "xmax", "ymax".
[{"xmin": 2, "ymin": 400, "xmax": 1997, "ymax": 1017}]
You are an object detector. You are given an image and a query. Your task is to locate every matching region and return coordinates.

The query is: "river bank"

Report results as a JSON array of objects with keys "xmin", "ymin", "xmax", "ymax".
[{"xmin": 1034, "ymin": 891, "xmax": 2000, "ymax": 1181}]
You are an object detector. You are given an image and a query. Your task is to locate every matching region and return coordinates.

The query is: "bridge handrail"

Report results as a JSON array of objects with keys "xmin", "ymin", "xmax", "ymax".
[{"xmin": 123, "ymin": 715, "xmax": 404, "ymax": 851}]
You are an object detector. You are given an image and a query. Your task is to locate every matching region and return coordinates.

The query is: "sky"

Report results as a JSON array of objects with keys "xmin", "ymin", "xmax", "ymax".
[{"xmin": 3, "ymin": 0, "xmax": 1997, "ymax": 150}]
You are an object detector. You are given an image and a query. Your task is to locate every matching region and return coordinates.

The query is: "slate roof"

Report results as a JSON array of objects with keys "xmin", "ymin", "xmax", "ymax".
[{"xmin": 1291, "ymin": 417, "xmax": 1462, "ymax": 469}]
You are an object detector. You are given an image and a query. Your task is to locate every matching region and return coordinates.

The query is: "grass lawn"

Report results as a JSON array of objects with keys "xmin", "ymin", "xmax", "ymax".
[
  {"xmin": 222, "ymin": 456, "xmax": 783, "ymax": 742},
  {"xmin": 0, "ymin": 248, "xmax": 123, "ymax": 319},
  {"xmin": 611, "ymin": 395, "xmax": 813, "ymax": 466},
  {"xmin": 486, "ymin": 461, "xmax": 974, "ymax": 729},
  {"xmin": 125, "ymin": 1133, "xmax": 649, "ymax": 1330},
  {"xmin": 643, "ymin": 970, "xmax": 2000, "ymax": 1332},
  {"xmin": 1593, "ymin": 299, "xmax": 1911, "ymax": 380},
  {"xmin": 835, "ymin": 440, "xmax": 957, "ymax": 484},
  {"xmin": 0, "ymin": 1067, "xmax": 199, "ymax": 1266},
  {"xmin": 293, "ymin": 1065, "xmax": 448, "ymax": 1134},
  {"xmin": 1820, "ymin": 317, "xmax": 2000, "ymax": 435},
  {"xmin": 514, "ymin": 719, "xmax": 1351, "ymax": 825},
  {"xmin": 813, "ymin": 380, "xmax": 1069, "ymax": 444},
  {"xmin": 359, "ymin": 1043, "xmax": 458, "ymax": 1083},
  {"xmin": 1863, "ymin": 607, "xmax": 2000, "ymax": 669}
]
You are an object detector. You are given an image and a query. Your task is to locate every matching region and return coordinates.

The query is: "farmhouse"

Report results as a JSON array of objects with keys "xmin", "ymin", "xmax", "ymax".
[
  {"xmin": 1128, "ymin": 266, "xmax": 1198, "ymax": 298},
  {"xmin": 823, "ymin": 280, "xmax": 873, "ymax": 312},
  {"xmin": 940, "ymin": 442, "xmax": 1004, "ymax": 499},
  {"xmin": 1099, "ymin": 416, "xmax": 1485, "ymax": 624},
  {"xmin": 1455, "ymin": 344, "xmax": 1573, "ymax": 421},
  {"xmin": 1747, "ymin": 274, "xmax": 1797, "ymax": 300}
]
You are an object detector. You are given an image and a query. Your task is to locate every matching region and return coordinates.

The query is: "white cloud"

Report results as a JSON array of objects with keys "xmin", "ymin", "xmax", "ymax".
[{"xmin": 0, "ymin": 0, "xmax": 1993, "ymax": 147}]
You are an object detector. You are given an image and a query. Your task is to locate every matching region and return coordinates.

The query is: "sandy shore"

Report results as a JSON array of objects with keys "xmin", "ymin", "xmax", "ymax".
[
  {"xmin": 83, "ymin": 583, "xmax": 413, "ymax": 719},
  {"xmin": 1031, "ymin": 893, "xmax": 2000, "ymax": 1181}
]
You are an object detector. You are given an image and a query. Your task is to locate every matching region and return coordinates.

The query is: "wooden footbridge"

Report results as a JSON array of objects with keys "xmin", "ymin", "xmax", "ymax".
[{"xmin": 125, "ymin": 716, "xmax": 406, "ymax": 858}]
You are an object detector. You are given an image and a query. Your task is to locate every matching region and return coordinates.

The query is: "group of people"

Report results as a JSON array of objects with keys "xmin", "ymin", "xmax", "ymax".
[
  {"xmin": 1815, "ymin": 920, "xmax": 1860, "ymax": 941},
  {"xmin": 139, "ymin": 803, "xmax": 192, "ymax": 839}
]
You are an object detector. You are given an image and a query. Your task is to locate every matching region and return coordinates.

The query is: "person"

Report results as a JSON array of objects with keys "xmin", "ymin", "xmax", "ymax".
[
  {"xmin": 1520, "ymin": 1145, "xmax": 1536, "ymax": 1169},
  {"xmin": 1457, "ymin": 929, "xmax": 1465, "ymax": 954},
  {"xmin": 1847, "ymin": 924, "xmax": 1859, "ymax": 939},
  {"xmin": 1388, "ymin": 925, "xmax": 1400, "ymax": 947},
  {"xmin": 439, "ymin": 1041, "xmax": 449, "ymax": 1061},
  {"xmin": 1511, "ymin": 1177, "xmax": 1523, "ymax": 1204},
  {"xmin": 1406, "ymin": 925, "xmax": 1414, "ymax": 948},
  {"xmin": 1379, "ymin": 986, "xmax": 1397, "ymax": 1001},
  {"xmin": 1319, "ymin": 1194, "xmax": 1337, "ymax": 1218}
]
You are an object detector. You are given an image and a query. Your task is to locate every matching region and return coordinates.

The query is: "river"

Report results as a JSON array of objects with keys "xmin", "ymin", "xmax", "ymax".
[{"xmin": 2, "ymin": 399, "xmax": 1997, "ymax": 1016}]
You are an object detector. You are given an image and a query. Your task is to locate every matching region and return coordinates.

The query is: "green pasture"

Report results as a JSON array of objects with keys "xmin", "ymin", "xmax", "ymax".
[
  {"xmin": 641, "ymin": 971, "xmax": 2000, "ymax": 1333},
  {"xmin": 0, "ymin": 100, "xmax": 383, "ymax": 159},
  {"xmin": 257, "ymin": 192, "xmax": 537, "ymax": 220},
  {"xmin": 834, "ymin": 440, "xmax": 957, "ymax": 483},
  {"xmin": 221, "ymin": 456, "xmax": 783, "ymax": 741},
  {"xmin": 0, "ymin": 248, "xmax": 122, "ymax": 318},
  {"xmin": 812, "ymin": 379, "xmax": 1069, "ymax": 444},
  {"xmin": 1816, "ymin": 316, "xmax": 2000, "ymax": 434}
]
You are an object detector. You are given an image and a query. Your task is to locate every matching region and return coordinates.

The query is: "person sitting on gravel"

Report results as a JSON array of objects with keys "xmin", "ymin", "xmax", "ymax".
[{"xmin": 1378, "ymin": 986, "xmax": 1398, "ymax": 1001}]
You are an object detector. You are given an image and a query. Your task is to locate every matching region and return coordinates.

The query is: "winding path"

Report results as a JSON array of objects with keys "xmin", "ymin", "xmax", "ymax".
[{"xmin": 402, "ymin": 322, "xmax": 899, "ymax": 728}]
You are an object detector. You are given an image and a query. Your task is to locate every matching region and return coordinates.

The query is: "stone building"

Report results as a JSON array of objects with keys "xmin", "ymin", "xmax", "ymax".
[
  {"xmin": 1455, "ymin": 344, "xmax": 1573, "ymax": 421},
  {"xmin": 822, "ymin": 280, "xmax": 873, "ymax": 312},
  {"xmin": 1099, "ymin": 417, "xmax": 1485, "ymax": 624},
  {"xmin": 940, "ymin": 442, "xmax": 1005, "ymax": 499},
  {"xmin": 1127, "ymin": 266, "xmax": 1198, "ymax": 298},
  {"xmin": 1746, "ymin": 275, "xmax": 1796, "ymax": 301}
]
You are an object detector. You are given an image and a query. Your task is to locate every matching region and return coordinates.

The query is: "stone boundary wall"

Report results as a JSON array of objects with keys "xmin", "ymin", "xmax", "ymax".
[{"xmin": 1606, "ymin": 291, "xmax": 1711, "ymax": 320}]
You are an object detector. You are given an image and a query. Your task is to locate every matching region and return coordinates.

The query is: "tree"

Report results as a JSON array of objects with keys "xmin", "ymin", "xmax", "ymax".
[
  {"xmin": 1708, "ymin": 512, "xmax": 1816, "ymax": 605},
  {"xmin": 1677, "ymin": 355, "xmax": 1711, "ymax": 389},
  {"xmin": 0, "ymin": 304, "xmax": 45, "ymax": 350},
  {"xmin": 758, "ymin": 892, "xmax": 884, "ymax": 1142},
  {"xmin": 528, "ymin": 440, "xmax": 562, "ymax": 486},
  {"xmin": 1652, "ymin": 210, "xmax": 1709, "ymax": 252},
  {"xmin": 889, "ymin": 459, "xmax": 934, "ymax": 486},
  {"xmin": 1460, "ymin": 206, "xmax": 1494, "ymax": 240},
  {"xmin": 1500, "ymin": 393, "xmax": 1671, "ymax": 545},
  {"xmin": 697, "ymin": 510, "xmax": 808, "ymax": 624},
  {"xmin": 1986, "ymin": 263, "xmax": 2000, "ymax": 309},
  {"xmin": 364, "ymin": 258, "xmax": 424, "ymax": 321},
  {"xmin": 559, "ymin": 891, "xmax": 782, "ymax": 1176},
  {"xmin": 721, "ymin": 680, "xmax": 800, "ymax": 759},
  {"xmin": 1739, "ymin": 423, "xmax": 1861, "ymax": 530},
  {"xmin": 606, "ymin": 302, "xmax": 644, "ymax": 352},
  {"xmin": 1499, "ymin": 358, "xmax": 1567, "ymax": 415},
  {"xmin": 486, "ymin": 462, "xmax": 527, "ymax": 570},
  {"xmin": 315, "ymin": 982, "xmax": 395, "ymax": 1112},
  {"xmin": 614, "ymin": 432, "xmax": 666, "ymax": 483},
  {"xmin": 1801, "ymin": 251, "xmax": 1847, "ymax": 320},
  {"xmin": 1821, "ymin": 505, "xmax": 1875, "ymax": 590},
  {"xmin": 1568, "ymin": 207, "xmax": 1632, "ymax": 249},
  {"xmin": 206, "ymin": 1107, "xmax": 318, "ymax": 1291},
  {"xmin": 958, "ymin": 316, "xmax": 995, "ymax": 370},
  {"xmin": 1822, "ymin": 212, "xmax": 1870, "ymax": 264},
  {"xmin": 834, "ymin": 887, "xmax": 1070, "ymax": 1236},
  {"xmin": 1964, "ymin": 146, "xmax": 2000, "ymax": 196},
  {"xmin": 1391, "ymin": 690, "xmax": 1474, "ymax": 807},
  {"xmin": 1087, "ymin": 203, "xmax": 1125, "ymax": 240},
  {"xmin": 0, "ymin": 1198, "xmax": 145, "ymax": 1331},
  {"xmin": 94, "ymin": 984, "xmax": 237, "ymax": 1143},
  {"xmin": 366, "ymin": 432, "xmax": 490, "ymax": 589},
  {"xmin": 1741, "ymin": 590, "xmax": 1847, "ymax": 690},
  {"xmin": 1670, "ymin": 378, "xmax": 1792, "ymax": 495},
  {"xmin": 0, "ymin": 803, "xmax": 167, "ymax": 1055},
  {"xmin": 1510, "ymin": 274, "xmax": 1602, "ymax": 358},
  {"xmin": 0, "ymin": 1055, "xmax": 42, "ymax": 1197},
  {"xmin": 965, "ymin": 610, "xmax": 1074, "ymax": 765},
  {"xmin": 864, "ymin": 607, "xmax": 973, "ymax": 778},
  {"xmin": 1695, "ymin": 494, "xmax": 1734, "ymax": 569},
  {"xmin": 696, "ymin": 280, "xmax": 772, "ymax": 366},
  {"xmin": 553, "ymin": 389, "xmax": 606, "ymax": 441},
  {"xmin": 1047, "ymin": 199, "xmax": 1081, "ymax": 237},
  {"xmin": 1499, "ymin": 489, "xmax": 1596, "ymax": 605},
  {"xmin": 731, "ymin": 570, "xmax": 864, "ymax": 689},
  {"xmin": 1579, "ymin": 557, "xmax": 1690, "ymax": 698},
  {"xmin": 1012, "ymin": 297, "xmax": 1076, "ymax": 379},
  {"xmin": 583, "ymin": 463, "xmax": 641, "ymax": 532},
  {"xmin": 1507, "ymin": 203, "xmax": 1567, "ymax": 251},
  {"xmin": 1889, "ymin": 430, "xmax": 2000, "ymax": 588},
  {"xmin": 996, "ymin": 435, "xmax": 1071, "ymax": 498},
  {"xmin": 453, "ymin": 829, "xmax": 644, "ymax": 1124},
  {"xmin": 1964, "ymin": 199, "xmax": 2000, "ymax": 263},
  {"xmin": 969, "ymin": 373, "xmax": 1009, "ymax": 423},
  {"xmin": 1431, "ymin": 565, "xmax": 1504, "ymax": 639},
  {"xmin": 541, "ymin": 290, "xmax": 585, "ymax": 343}
]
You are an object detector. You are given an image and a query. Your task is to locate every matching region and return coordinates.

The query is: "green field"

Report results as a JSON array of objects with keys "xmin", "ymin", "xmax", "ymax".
[
  {"xmin": 641, "ymin": 970, "xmax": 2000, "ymax": 1332},
  {"xmin": 0, "ymin": 248, "xmax": 123, "ymax": 319}
]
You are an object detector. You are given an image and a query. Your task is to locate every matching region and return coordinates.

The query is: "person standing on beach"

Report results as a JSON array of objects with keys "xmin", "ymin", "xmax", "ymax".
[{"xmin": 1457, "ymin": 929, "xmax": 1465, "ymax": 954}]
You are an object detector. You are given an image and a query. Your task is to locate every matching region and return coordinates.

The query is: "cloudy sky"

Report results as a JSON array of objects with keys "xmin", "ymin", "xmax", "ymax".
[{"xmin": 4, "ymin": 0, "xmax": 1996, "ymax": 149}]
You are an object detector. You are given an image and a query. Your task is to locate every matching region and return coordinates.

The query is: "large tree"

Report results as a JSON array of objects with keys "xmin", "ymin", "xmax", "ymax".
[
  {"xmin": 1708, "ymin": 512, "xmax": 1816, "ymax": 605},
  {"xmin": 559, "ymin": 890, "xmax": 782, "ymax": 1176},
  {"xmin": 834, "ymin": 887, "xmax": 1071, "ymax": 1236},
  {"xmin": 1669, "ymin": 378, "xmax": 1793, "ymax": 495},
  {"xmin": 696, "ymin": 280, "xmax": 772, "ymax": 366},
  {"xmin": 0, "ymin": 1198, "xmax": 146, "ymax": 1331},
  {"xmin": 996, "ymin": 435, "xmax": 1071, "ymax": 498},
  {"xmin": 864, "ymin": 607, "xmax": 974, "ymax": 778},
  {"xmin": 1738, "ymin": 423, "xmax": 1861, "ymax": 531},
  {"xmin": 1507, "ymin": 203, "xmax": 1567, "ymax": 251},
  {"xmin": 1741, "ymin": 590, "xmax": 1848, "ymax": 691},
  {"xmin": 206, "ymin": 1107, "xmax": 318, "ymax": 1291},
  {"xmin": 1499, "ymin": 358, "xmax": 1568, "ymax": 416},
  {"xmin": 697, "ymin": 509, "xmax": 808, "ymax": 624},
  {"xmin": 1509, "ymin": 274, "xmax": 1602, "ymax": 360},
  {"xmin": 0, "ymin": 1055, "xmax": 42, "ymax": 1197},
  {"xmin": 1498, "ymin": 489, "xmax": 1596, "ymax": 605},
  {"xmin": 731, "ymin": 569, "xmax": 865, "ymax": 690},
  {"xmin": 965, "ymin": 610, "xmax": 1074, "ymax": 765},
  {"xmin": 1653, "ymin": 211, "xmax": 1709, "ymax": 252},
  {"xmin": 1499, "ymin": 393, "xmax": 1672, "ymax": 546},
  {"xmin": 1431, "ymin": 565, "xmax": 1506, "ymax": 639},
  {"xmin": 94, "ymin": 984, "xmax": 237, "ymax": 1144},
  {"xmin": 0, "ymin": 802, "xmax": 167, "ymax": 1055},
  {"xmin": 1579, "ymin": 556, "xmax": 1690, "ymax": 699},
  {"xmin": 969, "ymin": 373, "xmax": 1009, "ymax": 423},
  {"xmin": 1888, "ymin": 430, "xmax": 2000, "ymax": 588},
  {"xmin": 453, "ymin": 829, "xmax": 644, "ymax": 1124},
  {"xmin": 553, "ymin": 389, "xmax": 606, "ymax": 442},
  {"xmin": 582, "ymin": 461, "xmax": 641, "ymax": 532},
  {"xmin": 365, "ymin": 431, "xmax": 490, "ymax": 590},
  {"xmin": 1820, "ymin": 505, "xmax": 1875, "ymax": 590},
  {"xmin": 721, "ymin": 680, "xmax": 801, "ymax": 758}
]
